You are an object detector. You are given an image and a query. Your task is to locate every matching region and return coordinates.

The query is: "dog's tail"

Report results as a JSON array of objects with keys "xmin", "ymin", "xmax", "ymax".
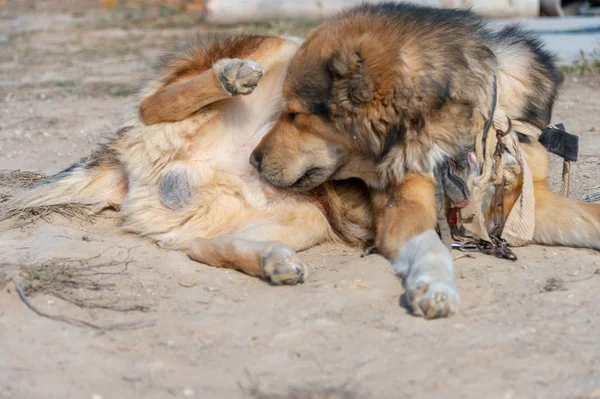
[{"xmin": 1, "ymin": 139, "xmax": 127, "ymax": 219}]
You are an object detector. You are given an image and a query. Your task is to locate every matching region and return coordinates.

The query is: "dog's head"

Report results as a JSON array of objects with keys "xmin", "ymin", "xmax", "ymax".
[
  {"xmin": 250, "ymin": 24, "xmax": 407, "ymax": 190},
  {"xmin": 250, "ymin": 8, "xmax": 495, "ymax": 191}
]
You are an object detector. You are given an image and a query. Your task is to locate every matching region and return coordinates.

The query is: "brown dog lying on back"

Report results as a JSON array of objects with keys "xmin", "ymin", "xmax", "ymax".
[
  {"xmin": 3, "ymin": 34, "xmax": 374, "ymax": 285},
  {"xmin": 251, "ymin": 3, "xmax": 600, "ymax": 318}
]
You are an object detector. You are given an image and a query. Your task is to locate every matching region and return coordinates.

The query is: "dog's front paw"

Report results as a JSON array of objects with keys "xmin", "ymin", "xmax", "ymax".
[
  {"xmin": 214, "ymin": 58, "xmax": 264, "ymax": 95},
  {"xmin": 405, "ymin": 277, "xmax": 459, "ymax": 319},
  {"xmin": 261, "ymin": 243, "xmax": 308, "ymax": 285}
]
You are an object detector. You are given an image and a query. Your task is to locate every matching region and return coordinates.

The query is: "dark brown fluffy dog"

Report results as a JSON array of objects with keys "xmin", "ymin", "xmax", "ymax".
[{"xmin": 251, "ymin": 3, "xmax": 600, "ymax": 318}]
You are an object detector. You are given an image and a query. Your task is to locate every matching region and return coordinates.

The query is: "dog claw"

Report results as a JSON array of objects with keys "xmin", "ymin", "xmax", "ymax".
[
  {"xmin": 215, "ymin": 58, "xmax": 265, "ymax": 95},
  {"xmin": 406, "ymin": 280, "xmax": 459, "ymax": 319},
  {"xmin": 261, "ymin": 243, "xmax": 309, "ymax": 285}
]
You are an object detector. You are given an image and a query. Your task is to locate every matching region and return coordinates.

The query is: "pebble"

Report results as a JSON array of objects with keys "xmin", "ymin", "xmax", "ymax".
[
  {"xmin": 159, "ymin": 339, "xmax": 176, "ymax": 348},
  {"xmin": 183, "ymin": 388, "xmax": 194, "ymax": 397}
]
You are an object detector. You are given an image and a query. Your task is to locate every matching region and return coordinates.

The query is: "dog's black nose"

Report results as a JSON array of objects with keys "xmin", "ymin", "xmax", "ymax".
[{"xmin": 249, "ymin": 150, "xmax": 263, "ymax": 172}]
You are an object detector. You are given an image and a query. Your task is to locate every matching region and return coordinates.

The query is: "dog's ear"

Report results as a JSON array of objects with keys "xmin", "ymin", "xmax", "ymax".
[{"xmin": 328, "ymin": 49, "xmax": 374, "ymax": 112}]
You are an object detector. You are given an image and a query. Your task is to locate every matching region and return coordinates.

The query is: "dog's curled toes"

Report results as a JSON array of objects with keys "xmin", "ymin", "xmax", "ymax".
[
  {"xmin": 261, "ymin": 242, "xmax": 309, "ymax": 285},
  {"xmin": 393, "ymin": 230, "xmax": 459, "ymax": 319},
  {"xmin": 405, "ymin": 276, "xmax": 459, "ymax": 319},
  {"xmin": 214, "ymin": 58, "xmax": 264, "ymax": 95}
]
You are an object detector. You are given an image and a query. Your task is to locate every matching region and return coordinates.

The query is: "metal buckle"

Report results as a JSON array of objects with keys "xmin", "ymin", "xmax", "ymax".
[{"xmin": 452, "ymin": 242, "xmax": 480, "ymax": 253}]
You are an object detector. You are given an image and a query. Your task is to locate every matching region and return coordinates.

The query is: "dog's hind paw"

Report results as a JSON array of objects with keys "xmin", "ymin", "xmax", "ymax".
[
  {"xmin": 261, "ymin": 243, "xmax": 308, "ymax": 285},
  {"xmin": 405, "ymin": 278, "xmax": 459, "ymax": 319},
  {"xmin": 214, "ymin": 58, "xmax": 264, "ymax": 96}
]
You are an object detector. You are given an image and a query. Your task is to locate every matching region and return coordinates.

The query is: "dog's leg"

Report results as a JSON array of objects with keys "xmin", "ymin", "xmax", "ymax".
[
  {"xmin": 189, "ymin": 235, "xmax": 308, "ymax": 285},
  {"xmin": 188, "ymin": 212, "xmax": 330, "ymax": 285},
  {"xmin": 374, "ymin": 174, "xmax": 459, "ymax": 319},
  {"xmin": 532, "ymin": 184, "xmax": 600, "ymax": 250},
  {"xmin": 519, "ymin": 142, "xmax": 600, "ymax": 250},
  {"xmin": 497, "ymin": 141, "xmax": 600, "ymax": 250},
  {"xmin": 140, "ymin": 58, "xmax": 265, "ymax": 125}
]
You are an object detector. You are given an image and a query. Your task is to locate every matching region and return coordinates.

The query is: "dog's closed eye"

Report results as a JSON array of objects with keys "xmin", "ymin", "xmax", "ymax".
[{"xmin": 292, "ymin": 166, "xmax": 322, "ymax": 188}]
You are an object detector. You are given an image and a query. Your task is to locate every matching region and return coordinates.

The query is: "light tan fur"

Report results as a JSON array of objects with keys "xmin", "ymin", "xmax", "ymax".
[
  {"xmin": 515, "ymin": 142, "xmax": 600, "ymax": 249},
  {"xmin": 2, "ymin": 34, "xmax": 375, "ymax": 285},
  {"xmin": 372, "ymin": 174, "xmax": 438, "ymax": 260}
]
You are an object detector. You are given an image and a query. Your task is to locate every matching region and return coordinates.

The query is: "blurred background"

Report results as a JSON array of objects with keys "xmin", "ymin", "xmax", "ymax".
[
  {"xmin": 0, "ymin": 0, "xmax": 598, "ymax": 173},
  {"xmin": 3, "ymin": 0, "xmax": 599, "ymax": 64}
]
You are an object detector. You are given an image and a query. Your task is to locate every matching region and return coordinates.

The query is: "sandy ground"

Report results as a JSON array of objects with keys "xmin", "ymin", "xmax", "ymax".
[{"xmin": 1, "ymin": 3, "xmax": 600, "ymax": 399}]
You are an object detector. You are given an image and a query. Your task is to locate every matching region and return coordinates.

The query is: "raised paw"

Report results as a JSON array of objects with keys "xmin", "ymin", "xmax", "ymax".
[
  {"xmin": 214, "ymin": 58, "xmax": 264, "ymax": 95},
  {"xmin": 405, "ymin": 278, "xmax": 459, "ymax": 319},
  {"xmin": 261, "ymin": 242, "xmax": 309, "ymax": 285}
]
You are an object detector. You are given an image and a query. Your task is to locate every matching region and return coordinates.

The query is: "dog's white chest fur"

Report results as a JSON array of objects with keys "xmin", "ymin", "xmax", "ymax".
[
  {"xmin": 209, "ymin": 92, "xmax": 280, "ymax": 176},
  {"xmin": 162, "ymin": 74, "xmax": 284, "ymax": 210}
]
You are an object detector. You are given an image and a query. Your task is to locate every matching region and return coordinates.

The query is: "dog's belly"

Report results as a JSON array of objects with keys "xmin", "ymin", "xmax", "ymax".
[
  {"xmin": 118, "ymin": 123, "xmax": 299, "ymax": 246},
  {"xmin": 117, "ymin": 74, "xmax": 297, "ymax": 246},
  {"xmin": 182, "ymin": 92, "xmax": 284, "ymax": 209},
  {"xmin": 120, "ymin": 164, "xmax": 306, "ymax": 248}
]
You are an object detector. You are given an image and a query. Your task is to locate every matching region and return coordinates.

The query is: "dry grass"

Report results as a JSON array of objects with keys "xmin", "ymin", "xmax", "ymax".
[
  {"xmin": 560, "ymin": 50, "xmax": 600, "ymax": 76},
  {"xmin": 241, "ymin": 373, "xmax": 360, "ymax": 399},
  {"xmin": 2, "ymin": 204, "xmax": 95, "ymax": 227},
  {"xmin": 0, "ymin": 270, "xmax": 8, "ymax": 290},
  {"xmin": 247, "ymin": 387, "xmax": 359, "ymax": 399},
  {"xmin": 0, "ymin": 170, "xmax": 94, "ymax": 227},
  {"xmin": 4, "ymin": 250, "xmax": 149, "ymax": 312},
  {"xmin": 0, "ymin": 169, "xmax": 45, "ymax": 189},
  {"xmin": 254, "ymin": 390, "xmax": 358, "ymax": 399},
  {"xmin": 2, "ymin": 250, "xmax": 154, "ymax": 332}
]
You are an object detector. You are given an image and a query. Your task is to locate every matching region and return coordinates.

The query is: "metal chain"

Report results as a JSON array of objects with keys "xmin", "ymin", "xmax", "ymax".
[{"xmin": 490, "ymin": 121, "xmax": 510, "ymax": 236}]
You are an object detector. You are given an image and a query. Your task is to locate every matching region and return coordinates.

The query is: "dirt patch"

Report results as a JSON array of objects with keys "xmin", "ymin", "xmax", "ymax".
[
  {"xmin": 244, "ymin": 380, "xmax": 359, "ymax": 399},
  {"xmin": 542, "ymin": 276, "xmax": 567, "ymax": 292},
  {"xmin": 1, "ymin": 3, "xmax": 600, "ymax": 399}
]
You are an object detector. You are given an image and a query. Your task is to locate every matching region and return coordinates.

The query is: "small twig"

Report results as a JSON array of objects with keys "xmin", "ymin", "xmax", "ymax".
[
  {"xmin": 565, "ymin": 273, "xmax": 599, "ymax": 284},
  {"xmin": 11, "ymin": 272, "xmax": 154, "ymax": 332},
  {"xmin": 81, "ymin": 249, "xmax": 135, "ymax": 275},
  {"xmin": 50, "ymin": 290, "xmax": 150, "ymax": 312},
  {"xmin": 12, "ymin": 271, "xmax": 106, "ymax": 332},
  {"xmin": 84, "ymin": 262, "xmax": 129, "ymax": 276},
  {"xmin": 454, "ymin": 253, "xmax": 476, "ymax": 261}
]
